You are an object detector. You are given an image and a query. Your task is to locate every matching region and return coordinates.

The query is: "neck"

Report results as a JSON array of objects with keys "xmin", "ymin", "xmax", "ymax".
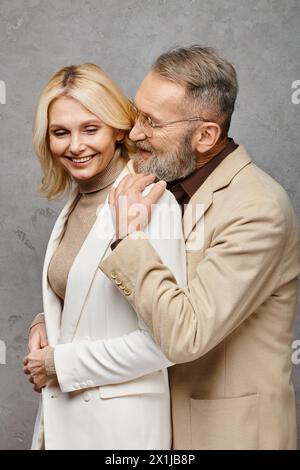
[{"xmin": 196, "ymin": 136, "xmax": 229, "ymax": 169}]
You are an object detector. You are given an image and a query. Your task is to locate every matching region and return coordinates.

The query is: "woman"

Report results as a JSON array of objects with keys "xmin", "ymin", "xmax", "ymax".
[{"xmin": 22, "ymin": 64, "xmax": 186, "ymax": 450}]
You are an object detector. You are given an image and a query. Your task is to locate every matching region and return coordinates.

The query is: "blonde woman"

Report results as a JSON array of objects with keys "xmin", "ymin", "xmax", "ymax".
[{"xmin": 22, "ymin": 64, "xmax": 186, "ymax": 450}]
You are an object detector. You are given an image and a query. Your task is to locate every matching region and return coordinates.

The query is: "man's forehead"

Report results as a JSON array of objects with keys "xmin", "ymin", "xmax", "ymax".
[{"xmin": 135, "ymin": 71, "xmax": 185, "ymax": 116}]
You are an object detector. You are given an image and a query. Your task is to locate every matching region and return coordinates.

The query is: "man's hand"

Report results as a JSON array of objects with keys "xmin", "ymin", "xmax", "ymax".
[
  {"xmin": 28, "ymin": 322, "xmax": 48, "ymax": 353},
  {"xmin": 23, "ymin": 346, "xmax": 52, "ymax": 393},
  {"xmin": 109, "ymin": 173, "xmax": 167, "ymax": 239}
]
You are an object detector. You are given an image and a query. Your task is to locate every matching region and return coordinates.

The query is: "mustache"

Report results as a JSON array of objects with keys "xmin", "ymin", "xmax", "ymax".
[{"xmin": 135, "ymin": 142, "xmax": 153, "ymax": 153}]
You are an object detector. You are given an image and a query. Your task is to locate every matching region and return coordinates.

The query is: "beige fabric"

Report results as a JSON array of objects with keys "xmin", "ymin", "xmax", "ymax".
[
  {"xmin": 100, "ymin": 145, "xmax": 300, "ymax": 449},
  {"xmin": 45, "ymin": 348, "xmax": 56, "ymax": 377},
  {"xmin": 29, "ymin": 313, "xmax": 45, "ymax": 330}
]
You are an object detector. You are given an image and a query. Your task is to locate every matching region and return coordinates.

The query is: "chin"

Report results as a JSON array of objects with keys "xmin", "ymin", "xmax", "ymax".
[
  {"xmin": 69, "ymin": 168, "xmax": 97, "ymax": 181},
  {"xmin": 132, "ymin": 155, "xmax": 152, "ymax": 174}
]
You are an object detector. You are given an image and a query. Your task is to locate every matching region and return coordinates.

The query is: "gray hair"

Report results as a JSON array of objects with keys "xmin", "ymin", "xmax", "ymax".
[{"xmin": 152, "ymin": 45, "xmax": 238, "ymax": 136}]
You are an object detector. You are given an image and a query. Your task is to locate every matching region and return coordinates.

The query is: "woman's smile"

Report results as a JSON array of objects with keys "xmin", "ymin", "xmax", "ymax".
[{"xmin": 64, "ymin": 153, "xmax": 98, "ymax": 166}]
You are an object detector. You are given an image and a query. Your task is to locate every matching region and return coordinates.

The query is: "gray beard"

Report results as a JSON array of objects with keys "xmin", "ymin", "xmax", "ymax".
[{"xmin": 132, "ymin": 131, "xmax": 197, "ymax": 182}]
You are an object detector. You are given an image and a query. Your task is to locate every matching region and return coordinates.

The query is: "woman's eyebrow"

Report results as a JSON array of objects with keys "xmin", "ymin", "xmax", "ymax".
[{"xmin": 49, "ymin": 119, "xmax": 102, "ymax": 129}]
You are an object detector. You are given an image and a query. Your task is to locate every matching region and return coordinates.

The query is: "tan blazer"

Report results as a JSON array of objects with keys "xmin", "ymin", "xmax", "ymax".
[{"xmin": 101, "ymin": 145, "xmax": 300, "ymax": 450}]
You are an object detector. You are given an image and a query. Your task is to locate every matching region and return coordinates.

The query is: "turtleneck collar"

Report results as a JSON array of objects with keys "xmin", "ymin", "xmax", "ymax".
[{"xmin": 75, "ymin": 148, "xmax": 127, "ymax": 194}]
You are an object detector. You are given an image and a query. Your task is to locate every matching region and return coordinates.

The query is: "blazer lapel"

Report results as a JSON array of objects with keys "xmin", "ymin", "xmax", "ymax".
[
  {"xmin": 183, "ymin": 145, "xmax": 252, "ymax": 242},
  {"xmin": 59, "ymin": 164, "xmax": 131, "ymax": 343},
  {"xmin": 42, "ymin": 188, "xmax": 79, "ymax": 346},
  {"xmin": 183, "ymin": 178, "xmax": 213, "ymax": 242}
]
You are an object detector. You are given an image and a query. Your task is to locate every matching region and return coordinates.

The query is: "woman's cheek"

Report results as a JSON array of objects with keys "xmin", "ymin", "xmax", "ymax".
[
  {"xmin": 49, "ymin": 139, "xmax": 64, "ymax": 158},
  {"xmin": 90, "ymin": 134, "xmax": 105, "ymax": 149},
  {"xmin": 48, "ymin": 137, "xmax": 57, "ymax": 155}
]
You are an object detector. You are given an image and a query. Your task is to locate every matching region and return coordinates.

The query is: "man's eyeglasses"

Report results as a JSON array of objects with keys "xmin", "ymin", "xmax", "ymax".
[{"xmin": 131, "ymin": 103, "xmax": 211, "ymax": 138}]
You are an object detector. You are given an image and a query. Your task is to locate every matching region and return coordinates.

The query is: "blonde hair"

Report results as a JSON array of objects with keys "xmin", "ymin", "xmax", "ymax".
[{"xmin": 33, "ymin": 63, "xmax": 136, "ymax": 199}]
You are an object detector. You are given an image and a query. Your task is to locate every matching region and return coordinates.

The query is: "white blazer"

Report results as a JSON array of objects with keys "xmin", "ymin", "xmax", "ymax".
[{"xmin": 31, "ymin": 162, "xmax": 186, "ymax": 450}]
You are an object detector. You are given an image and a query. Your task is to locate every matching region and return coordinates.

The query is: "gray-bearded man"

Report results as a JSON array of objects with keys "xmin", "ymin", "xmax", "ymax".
[{"xmin": 101, "ymin": 46, "xmax": 300, "ymax": 450}]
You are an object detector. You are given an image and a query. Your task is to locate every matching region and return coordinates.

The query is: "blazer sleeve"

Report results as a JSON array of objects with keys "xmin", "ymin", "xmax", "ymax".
[
  {"xmin": 54, "ymin": 323, "xmax": 173, "ymax": 392},
  {"xmin": 54, "ymin": 189, "xmax": 186, "ymax": 393},
  {"xmin": 100, "ymin": 197, "xmax": 294, "ymax": 364}
]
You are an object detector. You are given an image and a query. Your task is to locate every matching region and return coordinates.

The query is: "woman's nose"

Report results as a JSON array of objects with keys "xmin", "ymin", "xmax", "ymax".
[{"xmin": 68, "ymin": 134, "xmax": 85, "ymax": 155}]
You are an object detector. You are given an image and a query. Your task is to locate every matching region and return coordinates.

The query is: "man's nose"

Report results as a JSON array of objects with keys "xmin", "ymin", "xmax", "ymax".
[
  {"xmin": 69, "ymin": 133, "xmax": 85, "ymax": 155},
  {"xmin": 129, "ymin": 121, "xmax": 147, "ymax": 142}
]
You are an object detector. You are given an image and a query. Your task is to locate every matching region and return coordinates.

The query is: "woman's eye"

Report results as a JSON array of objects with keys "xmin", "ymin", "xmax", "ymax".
[
  {"xmin": 84, "ymin": 127, "xmax": 98, "ymax": 134},
  {"xmin": 51, "ymin": 130, "xmax": 68, "ymax": 137}
]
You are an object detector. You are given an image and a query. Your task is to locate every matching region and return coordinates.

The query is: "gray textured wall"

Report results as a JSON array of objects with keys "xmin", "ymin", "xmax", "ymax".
[{"xmin": 0, "ymin": 0, "xmax": 299, "ymax": 450}]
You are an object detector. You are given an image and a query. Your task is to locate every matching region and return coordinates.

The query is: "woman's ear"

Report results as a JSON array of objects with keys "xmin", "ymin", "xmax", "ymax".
[
  {"xmin": 193, "ymin": 122, "xmax": 221, "ymax": 154},
  {"xmin": 116, "ymin": 129, "xmax": 125, "ymax": 142}
]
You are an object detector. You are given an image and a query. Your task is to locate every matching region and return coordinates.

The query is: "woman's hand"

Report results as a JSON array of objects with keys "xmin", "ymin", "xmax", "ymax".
[
  {"xmin": 28, "ymin": 322, "xmax": 48, "ymax": 353},
  {"xmin": 24, "ymin": 321, "xmax": 50, "ymax": 393},
  {"xmin": 23, "ymin": 346, "xmax": 52, "ymax": 393}
]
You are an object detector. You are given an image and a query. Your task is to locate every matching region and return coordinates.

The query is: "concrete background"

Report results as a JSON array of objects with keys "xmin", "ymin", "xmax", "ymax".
[{"xmin": 0, "ymin": 0, "xmax": 299, "ymax": 449}]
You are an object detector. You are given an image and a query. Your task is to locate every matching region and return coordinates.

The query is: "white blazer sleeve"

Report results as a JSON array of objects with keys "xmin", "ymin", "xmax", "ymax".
[
  {"xmin": 54, "ymin": 189, "xmax": 186, "ymax": 393},
  {"xmin": 54, "ymin": 324, "xmax": 172, "ymax": 392}
]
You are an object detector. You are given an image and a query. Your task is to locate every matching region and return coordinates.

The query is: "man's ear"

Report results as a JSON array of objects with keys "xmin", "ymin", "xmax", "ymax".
[{"xmin": 193, "ymin": 122, "xmax": 221, "ymax": 153}]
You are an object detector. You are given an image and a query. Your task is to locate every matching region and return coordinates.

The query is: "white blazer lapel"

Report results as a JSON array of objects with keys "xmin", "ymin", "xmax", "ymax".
[
  {"xmin": 59, "ymin": 164, "xmax": 131, "ymax": 343},
  {"xmin": 43, "ymin": 188, "xmax": 79, "ymax": 346}
]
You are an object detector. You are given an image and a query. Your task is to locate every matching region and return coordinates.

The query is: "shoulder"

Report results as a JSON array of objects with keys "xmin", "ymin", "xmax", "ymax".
[{"xmin": 218, "ymin": 153, "xmax": 296, "ymax": 227}]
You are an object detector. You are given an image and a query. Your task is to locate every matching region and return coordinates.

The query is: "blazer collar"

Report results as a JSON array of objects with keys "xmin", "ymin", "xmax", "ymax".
[{"xmin": 183, "ymin": 145, "xmax": 252, "ymax": 240}]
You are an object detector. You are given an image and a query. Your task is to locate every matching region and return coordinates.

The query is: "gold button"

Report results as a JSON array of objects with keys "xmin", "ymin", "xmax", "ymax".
[
  {"xmin": 115, "ymin": 278, "xmax": 122, "ymax": 285},
  {"xmin": 119, "ymin": 284, "xmax": 125, "ymax": 290},
  {"xmin": 110, "ymin": 271, "xmax": 118, "ymax": 279},
  {"xmin": 124, "ymin": 288, "xmax": 131, "ymax": 296}
]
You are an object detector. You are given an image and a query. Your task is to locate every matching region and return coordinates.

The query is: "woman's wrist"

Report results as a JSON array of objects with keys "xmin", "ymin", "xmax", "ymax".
[
  {"xmin": 45, "ymin": 347, "xmax": 56, "ymax": 377},
  {"xmin": 28, "ymin": 313, "xmax": 45, "ymax": 335}
]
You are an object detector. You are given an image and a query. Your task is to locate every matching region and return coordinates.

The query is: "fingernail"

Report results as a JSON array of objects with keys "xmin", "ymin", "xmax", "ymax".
[{"xmin": 157, "ymin": 180, "xmax": 167, "ymax": 187}]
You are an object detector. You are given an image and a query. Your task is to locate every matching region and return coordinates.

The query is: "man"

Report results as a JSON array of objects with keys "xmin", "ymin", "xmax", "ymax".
[{"xmin": 100, "ymin": 46, "xmax": 300, "ymax": 450}]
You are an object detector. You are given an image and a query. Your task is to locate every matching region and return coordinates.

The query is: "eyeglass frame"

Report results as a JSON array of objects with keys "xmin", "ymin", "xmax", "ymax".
[{"xmin": 130, "ymin": 102, "xmax": 212, "ymax": 137}]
